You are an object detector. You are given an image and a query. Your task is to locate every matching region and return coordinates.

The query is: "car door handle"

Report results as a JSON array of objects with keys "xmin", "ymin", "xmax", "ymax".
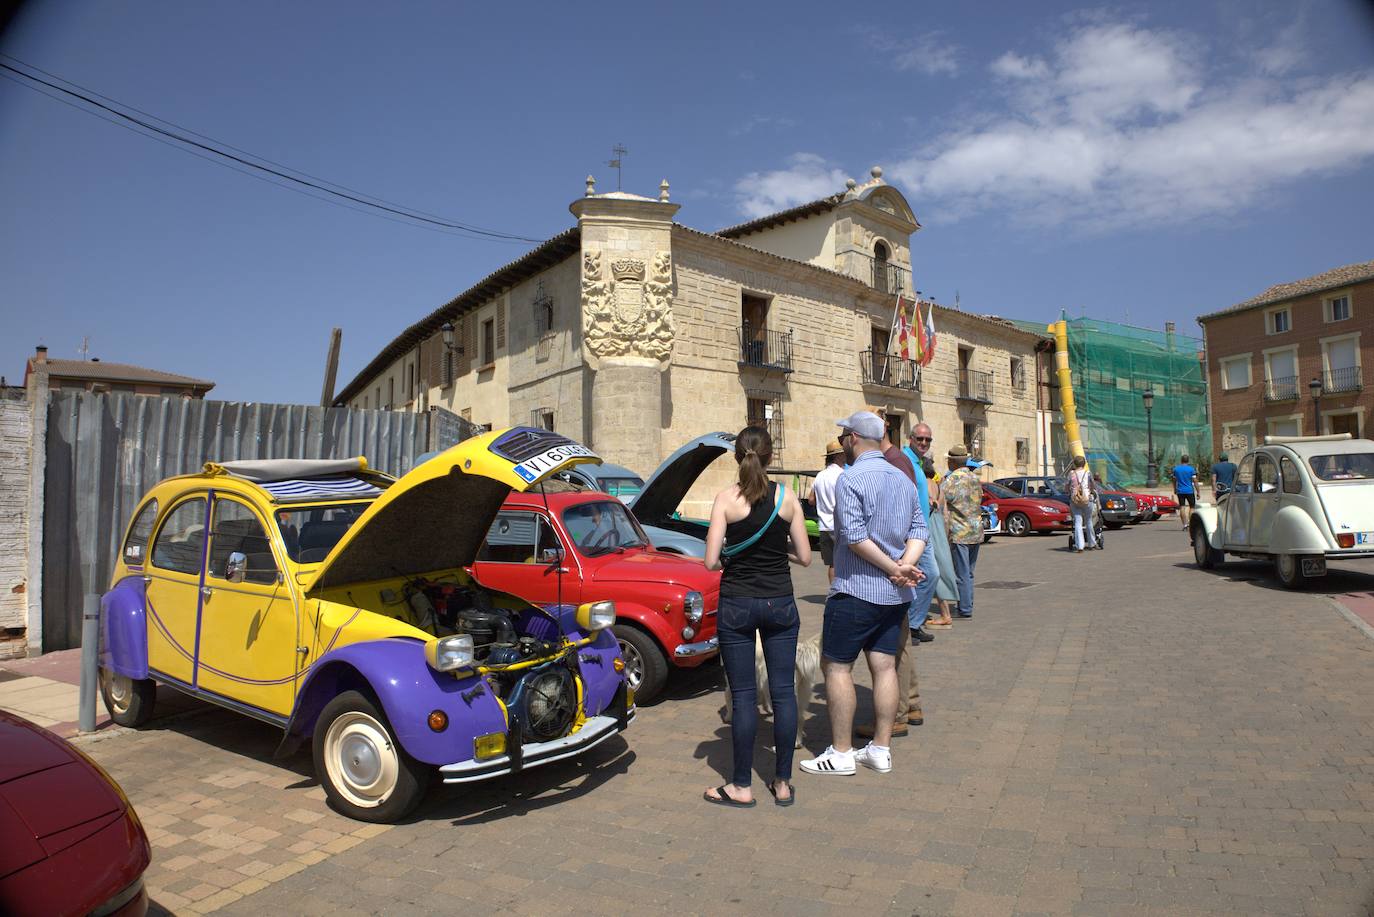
[{"xmin": 201, "ymin": 586, "xmax": 213, "ymax": 601}]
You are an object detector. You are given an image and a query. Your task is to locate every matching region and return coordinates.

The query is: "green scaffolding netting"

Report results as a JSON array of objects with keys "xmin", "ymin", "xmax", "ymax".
[
  {"xmin": 1016, "ymin": 317, "xmax": 1214, "ymax": 487},
  {"xmin": 1067, "ymin": 318, "xmax": 1212, "ymax": 486}
]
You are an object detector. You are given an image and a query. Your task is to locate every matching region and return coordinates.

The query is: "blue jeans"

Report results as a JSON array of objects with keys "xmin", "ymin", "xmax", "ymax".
[
  {"xmin": 908, "ymin": 547, "xmax": 938, "ymax": 629},
  {"xmin": 717, "ymin": 594, "xmax": 800, "ymax": 787},
  {"xmin": 951, "ymin": 542, "xmax": 980, "ymax": 617}
]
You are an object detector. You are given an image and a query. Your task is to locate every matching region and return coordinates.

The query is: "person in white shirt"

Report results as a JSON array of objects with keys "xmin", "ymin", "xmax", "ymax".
[{"xmin": 810, "ymin": 440, "xmax": 845, "ymax": 584}]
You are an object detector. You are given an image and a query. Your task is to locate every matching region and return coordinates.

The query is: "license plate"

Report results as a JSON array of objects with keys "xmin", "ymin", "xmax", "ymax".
[
  {"xmin": 512, "ymin": 443, "xmax": 597, "ymax": 482},
  {"xmin": 1301, "ymin": 557, "xmax": 1327, "ymax": 576},
  {"xmin": 1358, "ymin": 533, "xmax": 1373, "ymax": 546}
]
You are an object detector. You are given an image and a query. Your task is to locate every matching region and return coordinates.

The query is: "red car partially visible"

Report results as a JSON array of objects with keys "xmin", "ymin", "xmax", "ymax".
[
  {"xmin": 982, "ymin": 482, "xmax": 1073, "ymax": 536},
  {"xmin": 0, "ymin": 711, "xmax": 150, "ymax": 917},
  {"xmin": 1131, "ymin": 492, "xmax": 1179, "ymax": 519}
]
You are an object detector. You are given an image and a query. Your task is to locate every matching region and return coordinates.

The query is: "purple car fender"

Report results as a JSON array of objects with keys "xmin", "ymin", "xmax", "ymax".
[
  {"xmin": 286, "ymin": 638, "xmax": 509, "ymax": 767},
  {"xmin": 101, "ymin": 576, "xmax": 149, "ymax": 680}
]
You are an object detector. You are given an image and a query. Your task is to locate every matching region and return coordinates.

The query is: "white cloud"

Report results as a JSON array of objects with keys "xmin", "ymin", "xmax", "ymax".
[
  {"xmin": 732, "ymin": 153, "xmax": 852, "ymax": 220},
  {"xmin": 991, "ymin": 52, "xmax": 1048, "ymax": 80},
  {"xmin": 858, "ymin": 27, "xmax": 960, "ymax": 76},
  {"xmin": 888, "ymin": 19, "xmax": 1374, "ymax": 230}
]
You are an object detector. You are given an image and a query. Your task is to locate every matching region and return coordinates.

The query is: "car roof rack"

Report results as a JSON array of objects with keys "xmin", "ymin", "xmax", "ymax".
[{"xmin": 1263, "ymin": 434, "xmax": 1353, "ymax": 445}]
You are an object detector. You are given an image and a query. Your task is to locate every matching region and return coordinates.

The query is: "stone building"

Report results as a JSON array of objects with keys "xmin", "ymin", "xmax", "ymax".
[
  {"xmin": 22, "ymin": 346, "xmax": 215, "ymax": 398},
  {"xmin": 335, "ymin": 169, "xmax": 1045, "ymax": 514},
  {"xmin": 1198, "ymin": 259, "xmax": 1373, "ymax": 455}
]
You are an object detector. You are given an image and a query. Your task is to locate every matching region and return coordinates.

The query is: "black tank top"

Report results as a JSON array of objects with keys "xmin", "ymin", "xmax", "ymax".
[{"xmin": 720, "ymin": 483, "xmax": 793, "ymax": 598}]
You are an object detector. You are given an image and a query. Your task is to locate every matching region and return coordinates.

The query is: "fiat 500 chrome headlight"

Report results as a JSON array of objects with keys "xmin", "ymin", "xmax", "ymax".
[
  {"xmin": 426, "ymin": 634, "xmax": 475, "ymax": 672},
  {"xmin": 684, "ymin": 591, "xmax": 705, "ymax": 624}
]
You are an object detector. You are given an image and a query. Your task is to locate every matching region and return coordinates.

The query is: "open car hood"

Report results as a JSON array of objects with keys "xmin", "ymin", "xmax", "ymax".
[
  {"xmin": 628, "ymin": 432, "xmax": 736, "ymax": 522},
  {"xmin": 304, "ymin": 427, "xmax": 599, "ymax": 595}
]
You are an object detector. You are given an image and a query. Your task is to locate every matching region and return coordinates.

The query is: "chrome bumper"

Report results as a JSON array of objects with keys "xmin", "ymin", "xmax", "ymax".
[
  {"xmin": 674, "ymin": 636, "xmax": 719, "ymax": 658},
  {"xmin": 438, "ymin": 712, "xmax": 633, "ymax": 784}
]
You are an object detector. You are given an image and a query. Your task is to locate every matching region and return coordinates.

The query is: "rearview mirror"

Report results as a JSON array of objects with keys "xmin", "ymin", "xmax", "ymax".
[
  {"xmin": 225, "ymin": 551, "xmax": 247, "ymax": 583},
  {"xmin": 540, "ymin": 547, "xmax": 564, "ymax": 564}
]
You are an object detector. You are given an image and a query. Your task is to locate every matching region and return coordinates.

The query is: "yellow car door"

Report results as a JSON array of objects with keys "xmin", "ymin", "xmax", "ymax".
[
  {"xmin": 195, "ymin": 496, "xmax": 300, "ymax": 718},
  {"xmin": 144, "ymin": 495, "xmax": 210, "ymax": 687}
]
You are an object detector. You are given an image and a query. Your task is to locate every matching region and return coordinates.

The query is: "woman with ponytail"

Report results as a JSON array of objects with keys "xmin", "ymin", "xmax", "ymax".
[{"xmin": 701, "ymin": 425, "xmax": 811, "ymax": 808}]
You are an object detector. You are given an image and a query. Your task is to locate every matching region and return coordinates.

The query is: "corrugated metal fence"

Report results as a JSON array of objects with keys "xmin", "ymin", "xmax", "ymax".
[{"xmin": 41, "ymin": 392, "xmax": 477, "ymax": 650}]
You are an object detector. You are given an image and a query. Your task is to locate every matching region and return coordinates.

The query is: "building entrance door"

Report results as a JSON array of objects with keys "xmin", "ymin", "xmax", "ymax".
[{"xmin": 1330, "ymin": 413, "xmax": 1360, "ymax": 437}]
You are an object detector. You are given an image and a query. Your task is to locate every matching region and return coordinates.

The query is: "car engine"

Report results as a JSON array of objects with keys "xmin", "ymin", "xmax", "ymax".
[{"xmin": 392, "ymin": 579, "xmax": 578, "ymax": 742}]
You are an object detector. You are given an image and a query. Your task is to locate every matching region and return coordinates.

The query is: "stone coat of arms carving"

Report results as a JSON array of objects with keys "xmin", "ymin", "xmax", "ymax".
[{"xmin": 582, "ymin": 249, "xmax": 674, "ymax": 368}]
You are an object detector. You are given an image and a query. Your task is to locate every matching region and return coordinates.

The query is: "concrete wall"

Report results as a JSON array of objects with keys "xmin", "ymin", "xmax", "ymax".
[{"xmin": 0, "ymin": 395, "xmax": 29, "ymax": 658}]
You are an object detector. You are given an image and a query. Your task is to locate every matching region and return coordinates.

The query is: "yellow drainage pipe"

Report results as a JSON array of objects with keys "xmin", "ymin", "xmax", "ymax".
[{"xmin": 1048, "ymin": 319, "xmax": 1086, "ymax": 460}]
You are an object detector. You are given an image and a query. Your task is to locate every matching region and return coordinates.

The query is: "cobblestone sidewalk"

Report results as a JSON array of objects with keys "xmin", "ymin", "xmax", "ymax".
[{"xmin": 15, "ymin": 522, "xmax": 1374, "ymax": 915}]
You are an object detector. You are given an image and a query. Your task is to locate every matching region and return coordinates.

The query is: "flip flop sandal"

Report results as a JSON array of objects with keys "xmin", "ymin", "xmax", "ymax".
[
  {"xmin": 767, "ymin": 781, "xmax": 795, "ymax": 807},
  {"xmin": 704, "ymin": 785, "xmax": 756, "ymax": 808}
]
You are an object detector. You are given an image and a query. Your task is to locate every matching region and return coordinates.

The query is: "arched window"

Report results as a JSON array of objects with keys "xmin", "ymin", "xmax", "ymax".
[{"xmin": 874, "ymin": 241, "xmax": 890, "ymax": 263}]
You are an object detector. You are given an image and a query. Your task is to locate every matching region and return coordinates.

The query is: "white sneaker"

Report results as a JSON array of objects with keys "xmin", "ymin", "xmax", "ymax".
[
  {"xmin": 799, "ymin": 745, "xmax": 856, "ymax": 776},
  {"xmin": 854, "ymin": 742, "xmax": 892, "ymax": 773}
]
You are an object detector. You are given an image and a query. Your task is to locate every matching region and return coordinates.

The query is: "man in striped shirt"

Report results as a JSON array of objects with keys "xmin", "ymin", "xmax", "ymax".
[{"xmin": 801, "ymin": 411, "xmax": 928, "ymax": 777}]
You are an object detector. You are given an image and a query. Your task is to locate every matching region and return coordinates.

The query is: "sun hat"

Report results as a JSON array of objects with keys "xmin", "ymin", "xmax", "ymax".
[
  {"xmin": 947, "ymin": 444, "xmax": 970, "ymax": 459},
  {"xmin": 825, "ymin": 439, "xmax": 844, "ymax": 456},
  {"xmin": 835, "ymin": 411, "xmax": 885, "ymax": 441}
]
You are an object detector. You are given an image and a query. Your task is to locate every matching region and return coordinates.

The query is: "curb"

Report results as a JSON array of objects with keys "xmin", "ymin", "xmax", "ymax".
[{"xmin": 1327, "ymin": 596, "xmax": 1374, "ymax": 644}]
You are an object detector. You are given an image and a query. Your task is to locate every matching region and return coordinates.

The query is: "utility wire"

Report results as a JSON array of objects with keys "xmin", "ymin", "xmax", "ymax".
[{"xmin": 0, "ymin": 56, "xmax": 544, "ymax": 244}]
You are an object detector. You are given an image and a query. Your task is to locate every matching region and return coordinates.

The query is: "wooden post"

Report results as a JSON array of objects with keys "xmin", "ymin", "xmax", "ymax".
[{"xmin": 320, "ymin": 328, "xmax": 342, "ymax": 407}]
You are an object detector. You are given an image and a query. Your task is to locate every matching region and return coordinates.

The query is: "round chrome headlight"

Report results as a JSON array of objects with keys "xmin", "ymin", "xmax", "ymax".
[{"xmin": 684, "ymin": 591, "xmax": 704, "ymax": 625}]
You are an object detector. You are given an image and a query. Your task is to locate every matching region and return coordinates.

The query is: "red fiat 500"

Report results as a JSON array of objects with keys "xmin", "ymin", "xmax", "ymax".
[{"xmin": 471, "ymin": 487, "xmax": 719, "ymax": 703}]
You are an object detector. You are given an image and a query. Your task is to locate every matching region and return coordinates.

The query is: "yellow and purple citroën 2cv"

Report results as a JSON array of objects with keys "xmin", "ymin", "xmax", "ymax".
[{"xmin": 99, "ymin": 428, "xmax": 633, "ymax": 822}]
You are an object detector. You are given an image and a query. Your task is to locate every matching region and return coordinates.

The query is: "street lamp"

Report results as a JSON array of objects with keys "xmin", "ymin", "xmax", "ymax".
[
  {"xmin": 1142, "ymin": 388, "xmax": 1157, "ymax": 487},
  {"xmin": 1309, "ymin": 377, "xmax": 1323, "ymax": 435}
]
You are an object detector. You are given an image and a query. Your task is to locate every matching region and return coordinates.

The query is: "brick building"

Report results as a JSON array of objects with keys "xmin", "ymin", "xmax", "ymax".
[
  {"xmin": 22, "ymin": 346, "xmax": 215, "ymax": 398},
  {"xmin": 336, "ymin": 169, "xmax": 1045, "ymax": 514},
  {"xmin": 1198, "ymin": 260, "xmax": 1373, "ymax": 454}
]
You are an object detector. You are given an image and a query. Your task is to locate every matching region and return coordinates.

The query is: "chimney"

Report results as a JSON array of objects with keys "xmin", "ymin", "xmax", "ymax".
[{"xmin": 34, "ymin": 345, "xmax": 47, "ymax": 364}]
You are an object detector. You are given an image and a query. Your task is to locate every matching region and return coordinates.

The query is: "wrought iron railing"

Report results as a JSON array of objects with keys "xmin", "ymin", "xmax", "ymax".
[
  {"xmin": 745, "ymin": 395, "xmax": 785, "ymax": 455},
  {"xmin": 957, "ymin": 369, "xmax": 992, "ymax": 403},
  {"xmin": 860, "ymin": 349, "xmax": 920, "ymax": 390},
  {"xmin": 1264, "ymin": 375, "xmax": 1299, "ymax": 402},
  {"xmin": 1324, "ymin": 365, "xmax": 1362, "ymax": 394},
  {"xmin": 845, "ymin": 253, "xmax": 914, "ymax": 296},
  {"xmin": 738, "ymin": 325, "xmax": 794, "ymax": 373}
]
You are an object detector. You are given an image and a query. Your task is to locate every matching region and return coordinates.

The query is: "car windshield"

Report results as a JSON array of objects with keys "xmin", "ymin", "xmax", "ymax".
[
  {"xmin": 598, "ymin": 476, "xmax": 645, "ymax": 499},
  {"xmin": 984, "ymin": 482, "xmax": 1018, "ymax": 499},
  {"xmin": 276, "ymin": 502, "xmax": 372, "ymax": 563},
  {"xmin": 1309, "ymin": 453, "xmax": 1374, "ymax": 481},
  {"xmin": 562, "ymin": 500, "xmax": 648, "ymax": 555}
]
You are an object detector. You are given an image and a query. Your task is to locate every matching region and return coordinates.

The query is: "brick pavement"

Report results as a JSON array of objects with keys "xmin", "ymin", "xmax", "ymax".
[{"xmin": 21, "ymin": 522, "xmax": 1374, "ymax": 915}]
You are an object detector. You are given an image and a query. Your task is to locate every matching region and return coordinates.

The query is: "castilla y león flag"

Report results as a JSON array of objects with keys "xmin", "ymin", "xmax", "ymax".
[{"xmin": 894, "ymin": 294, "xmax": 914, "ymax": 360}]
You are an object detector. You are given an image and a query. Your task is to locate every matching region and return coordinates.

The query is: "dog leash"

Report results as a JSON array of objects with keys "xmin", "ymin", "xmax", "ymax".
[{"xmin": 722, "ymin": 484, "xmax": 786, "ymax": 557}]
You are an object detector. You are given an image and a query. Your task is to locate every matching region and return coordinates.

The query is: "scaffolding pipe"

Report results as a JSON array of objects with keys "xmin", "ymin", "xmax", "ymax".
[{"xmin": 1049, "ymin": 319, "xmax": 1086, "ymax": 461}]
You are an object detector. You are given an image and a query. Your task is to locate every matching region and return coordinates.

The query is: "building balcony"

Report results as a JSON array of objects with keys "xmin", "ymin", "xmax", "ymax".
[
  {"xmin": 1264, "ymin": 375, "xmax": 1299, "ymax": 402},
  {"xmin": 738, "ymin": 325, "xmax": 793, "ymax": 373},
  {"xmin": 860, "ymin": 349, "xmax": 920, "ymax": 391},
  {"xmin": 957, "ymin": 369, "xmax": 993, "ymax": 403},
  {"xmin": 843, "ymin": 253, "xmax": 913, "ymax": 296},
  {"xmin": 1324, "ymin": 365, "xmax": 1362, "ymax": 394}
]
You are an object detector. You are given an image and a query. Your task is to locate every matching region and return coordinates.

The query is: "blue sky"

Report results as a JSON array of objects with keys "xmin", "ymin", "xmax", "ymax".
[{"xmin": 2, "ymin": 1, "xmax": 1373, "ymax": 402}]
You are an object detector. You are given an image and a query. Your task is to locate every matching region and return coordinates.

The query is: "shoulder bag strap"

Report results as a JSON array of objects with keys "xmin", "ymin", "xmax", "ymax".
[{"xmin": 722, "ymin": 484, "xmax": 786, "ymax": 557}]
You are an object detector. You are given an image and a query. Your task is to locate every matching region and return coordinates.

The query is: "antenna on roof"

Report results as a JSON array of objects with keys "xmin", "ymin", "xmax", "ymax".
[
  {"xmin": 954, "ymin": 291, "xmax": 961, "ymax": 311},
  {"xmin": 78, "ymin": 336, "xmax": 90, "ymax": 361},
  {"xmin": 607, "ymin": 143, "xmax": 627, "ymax": 191}
]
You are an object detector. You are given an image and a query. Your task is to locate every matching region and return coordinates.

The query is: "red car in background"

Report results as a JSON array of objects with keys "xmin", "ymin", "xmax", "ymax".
[
  {"xmin": 471, "ymin": 486, "xmax": 720, "ymax": 704},
  {"xmin": 0, "ymin": 711, "xmax": 150, "ymax": 917},
  {"xmin": 982, "ymin": 482, "xmax": 1073, "ymax": 536},
  {"xmin": 1128, "ymin": 491, "xmax": 1179, "ymax": 520}
]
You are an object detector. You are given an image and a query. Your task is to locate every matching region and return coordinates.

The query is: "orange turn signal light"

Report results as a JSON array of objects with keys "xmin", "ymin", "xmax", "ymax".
[
  {"xmin": 612, "ymin": 657, "xmax": 626, "ymax": 673},
  {"xmin": 1337, "ymin": 533, "xmax": 1355, "ymax": 548},
  {"xmin": 427, "ymin": 710, "xmax": 449, "ymax": 732}
]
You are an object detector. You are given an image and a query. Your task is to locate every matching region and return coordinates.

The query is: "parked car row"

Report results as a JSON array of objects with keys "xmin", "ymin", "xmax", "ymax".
[{"xmin": 988, "ymin": 474, "xmax": 1178, "ymax": 535}]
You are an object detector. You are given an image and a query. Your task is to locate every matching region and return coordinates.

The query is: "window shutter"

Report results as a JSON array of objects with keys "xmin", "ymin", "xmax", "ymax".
[
  {"xmin": 459, "ymin": 315, "xmax": 475, "ymax": 377},
  {"xmin": 496, "ymin": 298, "xmax": 507, "ymax": 350}
]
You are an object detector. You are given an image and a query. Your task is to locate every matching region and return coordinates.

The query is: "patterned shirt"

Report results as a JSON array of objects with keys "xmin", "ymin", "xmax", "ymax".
[
  {"xmin": 831, "ymin": 450, "xmax": 929, "ymax": 606},
  {"xmin": 943, "ymin": 466, "xmax": 984, "ymax": 545}
]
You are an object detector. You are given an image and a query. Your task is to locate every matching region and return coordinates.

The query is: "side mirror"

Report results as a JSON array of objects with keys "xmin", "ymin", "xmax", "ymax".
[
  {"xmin": 540, "ymin": 547, "xmax": 564, "ymax": 564},
  {"xmin": 225, "ymin": 551, "xmax": 247, "ymax": 583}
]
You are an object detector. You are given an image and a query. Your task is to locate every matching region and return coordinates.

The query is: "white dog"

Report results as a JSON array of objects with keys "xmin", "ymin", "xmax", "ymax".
[{"xmin": 722, "ymin": 633, "xmax": 822, "ymax": 748}]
